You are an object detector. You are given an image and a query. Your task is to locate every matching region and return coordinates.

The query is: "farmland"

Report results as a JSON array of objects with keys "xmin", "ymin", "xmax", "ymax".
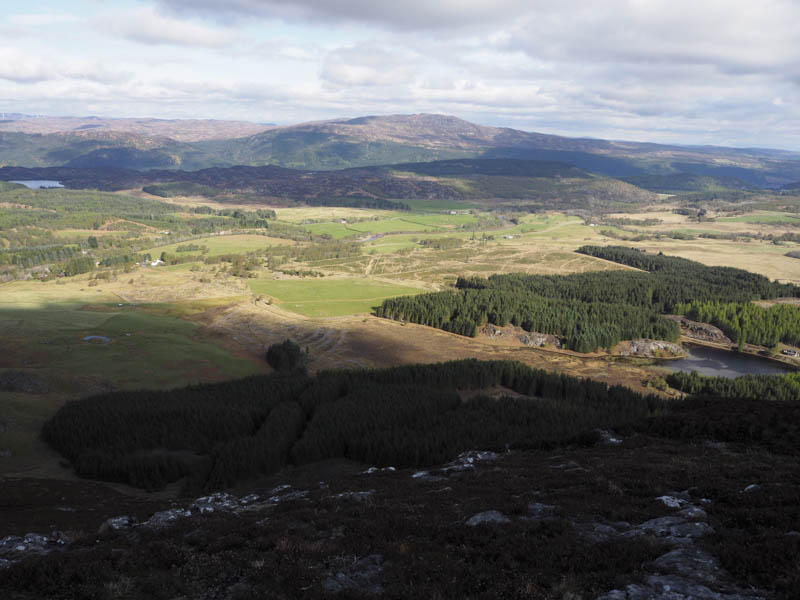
[{"xmin": 3, "ymin": 179, "xmax": 800, "ymax": 481}]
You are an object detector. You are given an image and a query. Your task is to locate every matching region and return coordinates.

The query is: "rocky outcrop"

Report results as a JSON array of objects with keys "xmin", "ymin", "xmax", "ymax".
[
  {"xmin": 665, "ymin": 315, "xmax": 732, "ymax": 345},
  {"xmin": 0, "ymin": 532, "xmax": 69, "ymax": 565},
  {"xmin": 479, "ymin": 324, "xmax": 562, "ymax": 348},
  {"xmin": 594, "ymin": 491, "xmax": 764, "ymax": 600},
  {"xmin": 519, "ymin": 332, "xmax": 562, "ymax": 348},
  {"xmin": 617, "ymin": 339, "xmax": 686, "ymax": 358}
]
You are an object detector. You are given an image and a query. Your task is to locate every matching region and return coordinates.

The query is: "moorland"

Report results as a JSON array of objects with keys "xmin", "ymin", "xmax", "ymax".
[{"xmin": 1, "ymin": 114, "xmax": 800, "ymax": 598}]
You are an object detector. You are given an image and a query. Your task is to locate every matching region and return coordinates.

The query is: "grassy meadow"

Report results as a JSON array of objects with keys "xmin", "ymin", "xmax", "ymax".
[{"xmin": 248, "ymin": 277, "xmax": 425, "ymax": 317}]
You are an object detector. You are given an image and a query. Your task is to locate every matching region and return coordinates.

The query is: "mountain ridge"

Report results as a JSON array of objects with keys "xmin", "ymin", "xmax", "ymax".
[{"xmin": 1, "ymin": 112, "xmax": 799, "ymax": 185}]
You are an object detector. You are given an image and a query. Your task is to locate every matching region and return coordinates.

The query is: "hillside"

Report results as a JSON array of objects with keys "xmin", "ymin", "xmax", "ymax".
[
  {"xmin": 2, "ymin": 114, "xmax": 800, "ymax": 185},
  {"xmin": 2, "ymin": 360, "xmax": 799, "ymax": 598},
  {"xmin": 0, "ymin": 159, "xmax": 660, "ymax": 209}
]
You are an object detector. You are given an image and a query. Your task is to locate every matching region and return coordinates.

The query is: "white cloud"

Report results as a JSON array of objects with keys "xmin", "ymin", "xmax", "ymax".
[
  {"xmin": 321, "ymin": 44, "xmax": 414, "ymax": 87},
  {"xmin": 94, "ymin": 6, "xmax": 242, "ymax": 47},
  {"xmin": 157, "ymin": 0, "xmax": 531, "ymax": 30},
  {"xmin": 0, "ymin": 47, "xmax": 127, "ymax": 84},
  {"xmin": 7, "ymin": 13, "xmax": 80, "ymax": 26}
]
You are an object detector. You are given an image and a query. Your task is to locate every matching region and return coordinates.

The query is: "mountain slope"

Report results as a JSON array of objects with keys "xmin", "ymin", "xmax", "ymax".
[{"xmin": 2, "ymin": 113, "xmax": 800, "ymax": 185}]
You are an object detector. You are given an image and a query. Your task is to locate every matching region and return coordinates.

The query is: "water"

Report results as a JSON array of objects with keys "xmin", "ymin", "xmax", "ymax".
[
  {"xmin": 9, "ymin": 180, "xmax": 64, "ymax": 189},
  {"xmin": 659, "ymin": 344, "xmax": 792, "ymax": 378}
]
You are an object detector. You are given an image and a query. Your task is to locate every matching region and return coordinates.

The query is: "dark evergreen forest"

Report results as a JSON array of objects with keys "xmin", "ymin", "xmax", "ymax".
[
  {"xmin": 42, "ymin": 360, "xmax": 664, "ymax": 493},
  {"xmin": 375, "ymin": 247, "xmax": 800, "ymax": 352}
]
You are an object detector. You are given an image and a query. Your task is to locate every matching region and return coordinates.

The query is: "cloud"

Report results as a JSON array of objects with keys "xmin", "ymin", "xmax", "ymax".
[
  {"xmin": 156, "ymin": 0, "xmax": 530, "ymax": 30},
  {"xmin": 0, "ymin": 47, "xmax": 128, "ymax": 84},
  {"xmin": 7, "ymin": 13, "xmax": 80, "ymax": 26},
  {"xmin": 2, "ymin": 0, "xmax": 800, "ymax": 149},
  {"xmin": 94, "ymin": 6, "xmax": 241, "ymax": 47},
  {"xmin": 321, "ymin": 44, "xmax": 414, "ymax": 87}
]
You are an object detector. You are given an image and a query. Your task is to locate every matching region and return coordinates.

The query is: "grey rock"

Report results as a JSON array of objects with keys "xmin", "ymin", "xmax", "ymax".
[
  {"xmin": 656, "ymin": 495, "xmax": 687, "ymax": 509},
  {"xmin": 598, "ymin": 575, "xmax": 764, "ymax": 599},
  {"xmin": 466, "ymin": 510, "xmax": 511, "ymax": 527},
  {"xmin": 443, "ymin": 450, "xmax": 499, "ymax": 472},
  {"xmin": 619, "ymin": 339, "xmax": 685, "ymax": 358},
  {"xmin": 0, "ymin": 450, "xmax": 11, "ymax": 458},
  {"xmin": 268, "ymin": 489, "xmax": 309, "ymax": 503},
  {"xmin": 654, "ymin": 547, "xmax": 726, "ymax": 586},
  {"xmin": 146, "ymin": 508, "xmax": 191, "ymax": 527},
  {"xmin": 190, "ymin": 492, "xmax": 240, "ymax": 514},
  {"xmin": 742, "ymin": 484, "xmax": 761, "ymax": 493},
  {"xmin": 634, "ymin": 517, "xmax": 713, "ymax": 543},
  {"xmin": 98, "ymin": 516, "xmax": 137, "ymax": 535},
  {"xmin": 597, "ymin": 429, "xmax": 623, "ymax": 445},
  {"xmin": 678, "ymin": 506, "xmax": 708, "ymax": 521},
  {"xmin": 321, "ymin": 554, "xmax": 385, "ymax": 595},
  {"xmin": 239, "ymin": 493, "xmax": 261, "ymax": 505},
  {"xmin": 519, "ymin": 332, "xmax": 561, "ymax": 348},
  {"xmin": 0, "ymin": 536, "xmax": 23, "ymax": 551},
  {"xmin": 334, "ymin": 490, "xmax": 375, "ymax": 502},
  {"xmin": 362, "ymin": 466, "xmax": 396, "ymax": 475}
]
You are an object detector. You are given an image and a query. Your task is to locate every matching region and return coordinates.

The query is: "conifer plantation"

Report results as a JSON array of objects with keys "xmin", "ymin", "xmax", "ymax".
[
  {"xmin": 376, "ymin": 247, "xmax": 800, "ymax": 352},
  {"xmin": 42, "ymin": 360, "xmax": 665, "ymax": 492}
]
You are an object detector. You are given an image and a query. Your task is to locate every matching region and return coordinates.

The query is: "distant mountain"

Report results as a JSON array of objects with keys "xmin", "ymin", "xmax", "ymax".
[
  {"xmin": 0, "ymin": 114, "xmax": 272, "ymax": 142},
  {"xmin": 1, "ymin": 113, "xmax": 799, "ymax": 185}
]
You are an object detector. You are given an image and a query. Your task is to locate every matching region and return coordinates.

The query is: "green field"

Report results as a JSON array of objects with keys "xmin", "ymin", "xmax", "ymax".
[
  {"xmin": 150, "ymin": 234, "xmax": 291, "ymax": 257},
  {"xmin": 248, "ymin": 277, "xmax": 425, "ymax": 317},
  {"xmin": 718, "ymin": 212, "xmax": 800, "ymax": 224},
  {"xmin": 302, "ymin": 222, "xmax": 360, "ymax": 238}
]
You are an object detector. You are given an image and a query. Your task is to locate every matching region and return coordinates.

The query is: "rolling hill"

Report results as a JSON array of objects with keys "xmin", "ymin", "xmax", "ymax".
[{"xmin": 1, "ymin": 113, "xmax": 799, "ymax": 185}]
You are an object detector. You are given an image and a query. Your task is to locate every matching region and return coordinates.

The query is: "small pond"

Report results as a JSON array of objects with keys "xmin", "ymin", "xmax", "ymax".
[
  {"xmin": 9, "ymin": 180, "xmax": 64, "ymax": 189},
  {"xmin": 658, "ymin": 344, "xmax": 793, "ymax": 378}
]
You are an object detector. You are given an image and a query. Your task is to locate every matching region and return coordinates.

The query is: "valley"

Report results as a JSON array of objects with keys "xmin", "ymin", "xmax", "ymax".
[{"xmin": 1, "ymin": 116, "xmax": 800, "ymax": 599}]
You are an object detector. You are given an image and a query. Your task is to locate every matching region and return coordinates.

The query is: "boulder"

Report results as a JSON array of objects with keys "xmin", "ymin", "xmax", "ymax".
[
  {"xmin": 465, "ymin": 510, "xmax": 511, "ymax": 527},
  {"xmin": 98, "ymin": 516, "xmax": 138, "ymax": 535}
]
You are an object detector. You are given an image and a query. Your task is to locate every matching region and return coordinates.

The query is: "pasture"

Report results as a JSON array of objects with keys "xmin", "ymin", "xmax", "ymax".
[
  {"xmin": 150, "ymin": 233, "xmax": 296, "ymax": 257},
  {"xmin": 248, "ymin": 277, "xmax": 425, "ymax": 317}
]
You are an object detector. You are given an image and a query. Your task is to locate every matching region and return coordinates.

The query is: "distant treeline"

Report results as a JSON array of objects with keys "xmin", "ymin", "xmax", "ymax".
[
  {"xmin": 575, "ymin": 246, "xmax": 798, "ymax": 303},
  {"xmin": 42, "ymin": 359, "xmax": 664, "ymax": 493},
  {"xmin": 303, "ymin": 196, "xmax": 410, "ymax": 211}
]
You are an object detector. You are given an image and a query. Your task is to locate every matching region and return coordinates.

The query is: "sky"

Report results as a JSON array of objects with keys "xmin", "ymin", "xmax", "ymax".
[{"xmin": 1, "ymin": 0, "xmax": 799, "ymax": 150}]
